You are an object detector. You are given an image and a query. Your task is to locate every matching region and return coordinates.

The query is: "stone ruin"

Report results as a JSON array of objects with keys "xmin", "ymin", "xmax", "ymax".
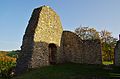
[
  {"xmin": 15, "ymin": 6, "xmax": 102, "ymax": 74},
  {"xmin": 114, "ymin": 35, "xmax": 120, "ymax": 66},
  {"xmin": 61, "ymin": 31, "xmax": 101, "ymax": 64}
]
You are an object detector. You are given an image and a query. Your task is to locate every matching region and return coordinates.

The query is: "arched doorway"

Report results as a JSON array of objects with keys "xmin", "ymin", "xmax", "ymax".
[{"xmin": 48, "ymin": 43, "xmax": 57, "ymax": 64}]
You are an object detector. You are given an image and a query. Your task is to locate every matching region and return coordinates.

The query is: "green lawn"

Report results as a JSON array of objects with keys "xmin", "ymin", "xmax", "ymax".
[{"xmin": 8, "ymin": 63, "xmax": 120, "ymax": 79}]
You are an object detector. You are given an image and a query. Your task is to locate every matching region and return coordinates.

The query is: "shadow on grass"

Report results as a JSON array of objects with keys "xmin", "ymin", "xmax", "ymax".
[{"xmin": 11, "ymin": 63, "xmax": 120, "ymax": 79}]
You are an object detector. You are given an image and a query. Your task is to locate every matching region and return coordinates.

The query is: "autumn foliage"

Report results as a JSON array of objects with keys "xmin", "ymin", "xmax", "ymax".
[
  {"xmin": 75, "ymin": 26, "xmax": 118, "ymax": 64},
  {"xmin": 0, "ymin": 51, "xmax": 17, "ymax": 78}
]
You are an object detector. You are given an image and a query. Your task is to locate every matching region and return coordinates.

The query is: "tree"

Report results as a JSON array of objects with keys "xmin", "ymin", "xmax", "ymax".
[
  {"xmin": 100, "ymin": 30, "xmax": 118, "ymax": 62},
  {"xmin": 75, "ymin": 26, "xmax": 118, "ymax": 63},
  {"xmin": 100, "ymin": 30, "xmax": 112, "ymax": 43},
  {"xmin": 75, "ymin": 26, "xmax": 100, "ymax": 40}
]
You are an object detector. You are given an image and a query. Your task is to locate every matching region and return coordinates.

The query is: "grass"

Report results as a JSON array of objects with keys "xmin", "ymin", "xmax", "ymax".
[
  {"xmin": 102, "ymin": 61, "xmax": 113, "ymax": 65},
  {"xmin": 9, "ymin": 63, "xmax": 120, "ymax": 79}
]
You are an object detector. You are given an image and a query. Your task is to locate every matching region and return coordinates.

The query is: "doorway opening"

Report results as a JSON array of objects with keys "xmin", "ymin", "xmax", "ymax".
[{"xmin": 48, "ymin": 43, "xmax": 57, "ymax": 64}]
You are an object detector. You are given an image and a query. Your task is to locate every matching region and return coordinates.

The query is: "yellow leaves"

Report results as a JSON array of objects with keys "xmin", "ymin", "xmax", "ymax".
[
  {"xmin": 0, "ymin": 55, "xmax": 16, "ymax": 63},
  {"xmin": 0, "ymin": 52, "xmax": 17, "ymax": 77},
  {"xmin": 0, "ymin": 52, "xmax": 16, "ymax": 63}
]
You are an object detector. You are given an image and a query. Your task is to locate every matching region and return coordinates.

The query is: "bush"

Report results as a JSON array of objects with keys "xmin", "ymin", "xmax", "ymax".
[{"xmin": 0, "ymin": 53, "xmax": 16, "ymax": 78}]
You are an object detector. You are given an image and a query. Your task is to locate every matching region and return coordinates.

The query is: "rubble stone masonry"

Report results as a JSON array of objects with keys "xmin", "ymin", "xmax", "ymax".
[
  {"xmin": 15, "ymin": 6, "xmax": 63, "ymax": 74},
  {"xmin": 115, "ymin": 40, "xmax": 120, "ymax": 66},
  {"xmin": 15, "ymin": 6, "xmax": 102, "ymax": 74},
  {"xmin": 62, "ymin": 31, "xmax": 102, "ymax": 64}
]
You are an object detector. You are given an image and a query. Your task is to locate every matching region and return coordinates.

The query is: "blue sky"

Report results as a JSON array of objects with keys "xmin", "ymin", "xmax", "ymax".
[{"xmin": 0, "ymin": 0, "xmax": 120, "ymax": 51}]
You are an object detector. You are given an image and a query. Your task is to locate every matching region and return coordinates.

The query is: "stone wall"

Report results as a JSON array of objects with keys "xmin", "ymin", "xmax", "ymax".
[
  {"xmin": 15, "ymin": 6, "xmax": 63, "ymax": 74},
  {"xmin": 114, "ymin": 40, "xmax": 120, "ymax": 66},
  {"xmin": 61, "ymin": 31, "xmax": 83, "ymax": 63},
  {"xmin": 15, "ymin": 5, "xmax": 102, "ymax": 74},
  {"xmin": 62, "ymin": 31, "xmax": 102, "ymax": 64},
  {"xmin": 82, "ymin": 40, "xmax": 102, "ymax": 64}
]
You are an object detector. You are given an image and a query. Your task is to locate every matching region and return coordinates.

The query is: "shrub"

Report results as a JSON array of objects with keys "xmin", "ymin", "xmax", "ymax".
[{"xmin": 0, "ymin": 53, "xmax": 16, "ymax": 78}]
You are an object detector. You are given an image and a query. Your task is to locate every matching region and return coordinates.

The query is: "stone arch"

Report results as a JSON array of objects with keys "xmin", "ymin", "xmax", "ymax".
[{"xmin": 48, "ymin": 43, "xmax": 57, "ymax": 64}]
